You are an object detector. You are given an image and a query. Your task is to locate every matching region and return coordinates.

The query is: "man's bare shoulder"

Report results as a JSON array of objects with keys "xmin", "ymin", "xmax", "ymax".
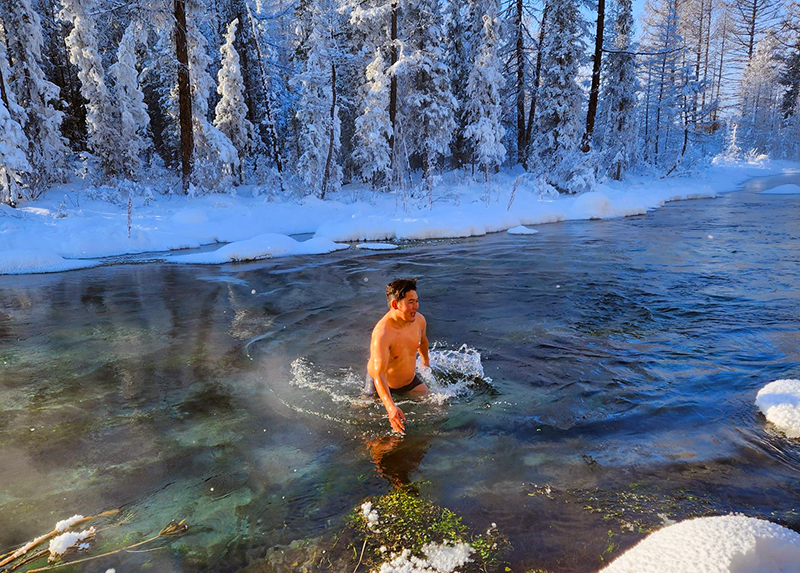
[{"xmin": 371, "ymin": 313, "xmax": 393, "ymax": 340}]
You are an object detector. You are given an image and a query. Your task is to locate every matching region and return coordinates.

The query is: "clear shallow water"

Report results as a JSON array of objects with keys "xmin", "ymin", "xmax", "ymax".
[{"xmin": 1, "ymin": 174, "xmax": 799, "ymax": 572}]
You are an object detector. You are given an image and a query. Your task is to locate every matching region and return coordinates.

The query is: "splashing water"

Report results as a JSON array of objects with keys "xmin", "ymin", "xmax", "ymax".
[{"xmin": 285, "ymin": 345, "xmax": 493, "ymax": 428}]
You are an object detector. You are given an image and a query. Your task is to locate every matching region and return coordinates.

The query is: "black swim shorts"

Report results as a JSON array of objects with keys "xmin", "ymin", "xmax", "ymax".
[{"xmin": 364, "ymin": 373, "xmax": 424, "ymax": 397}]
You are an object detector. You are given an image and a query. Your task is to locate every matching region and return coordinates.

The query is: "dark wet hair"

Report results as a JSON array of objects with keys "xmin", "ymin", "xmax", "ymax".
[{"xmin": 386, "ymin": 278, "xmax": 418, "ymax": 307}]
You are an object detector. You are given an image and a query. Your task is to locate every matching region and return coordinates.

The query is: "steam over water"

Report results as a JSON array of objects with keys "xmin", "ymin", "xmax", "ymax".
[{"xmin": 0, "ymin": 173, "xmax": 799, "ymax": 572}]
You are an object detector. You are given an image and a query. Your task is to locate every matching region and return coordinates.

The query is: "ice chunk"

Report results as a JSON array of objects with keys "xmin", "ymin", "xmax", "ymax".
[
  {"xmin": 507, "ymin": 225, "xmax": 539, "ymax": 235},
  {"xmin": 756, "ymin": 379, "xmax": 800, "ymax": 438}
]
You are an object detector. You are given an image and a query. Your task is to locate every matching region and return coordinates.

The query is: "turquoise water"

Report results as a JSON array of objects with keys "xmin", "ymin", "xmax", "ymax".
[{"xmin": 1, "ymin": 173, "xmax": 799, "ymax": 572}]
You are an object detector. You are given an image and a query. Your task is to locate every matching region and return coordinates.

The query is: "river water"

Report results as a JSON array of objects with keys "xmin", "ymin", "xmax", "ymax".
[{"xmin": 1, "ymin": 174, "xmax": 799, "ymax": 572}]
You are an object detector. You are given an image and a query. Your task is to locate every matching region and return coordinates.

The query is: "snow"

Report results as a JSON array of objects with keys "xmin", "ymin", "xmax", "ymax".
[
  {"xmin": 356, "ymin": 242, "xmax": 400, "ymax": 250},
  {"xmin": 507, "ymin": 225, "xmax": 539, "ymax": 235},
  {"xmin": 600, "ymin": 515, "xmax": 800, "ymax": 573},
  {"xmin": 54, "ymin": 515, "xmax": 85, "ymax": 533},
  {"xmin": 0, "ymin": 160, "xmax": 795, "ymax": 275},
  {"xmin": 48, "ymin": 527, "xmax": 95, "ymax": 558},
  {"xmin": 375, "ymin": 542, "xmax": 474, "ymax": 573},
  {"xmin": 756, "ymin": 379, "xmax": 800, "ymax": 438},
  {"xmin": 0, "ymin": 250, "xmax": 99, "ymax": 275},
  {"xmin": 169, "ymin": 234, "xmax": 347, "ymax": 264},
  {"xmin": 760, "ymin": 184, "xmax": 800, "ymax": 195}
]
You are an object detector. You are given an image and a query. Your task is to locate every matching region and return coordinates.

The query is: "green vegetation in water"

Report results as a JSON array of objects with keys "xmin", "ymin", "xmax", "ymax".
[{"xmin": 340, "ymin": 484, "xmax": 510, "ymax": 572}]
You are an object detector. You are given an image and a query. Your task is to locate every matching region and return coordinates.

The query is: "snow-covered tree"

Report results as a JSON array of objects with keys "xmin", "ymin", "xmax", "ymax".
[
  {"xmin": 405, "ymin": 0, "xmax": 457, "ymax": 199},
  {"xmin": 444, "ymin": 0, "xmax": 481, "ymax": 167},
  {"xmin": 737, "ymin": 34, "xmax": 781, "ymax": 155},
  {"xmin": 214, "ymin": 18, "xmax": 255, "ymax": 181},
  {"xmin": 353, "ymin": 48, "xmax": 392, "ymax": 187},
  {"xmin": 1, "ymin": 0, "xmax": 67, "ymax": 194},
  {"xmin": 291, "ymin": 0, "xmax": 342, "ymax": 197},
  {"xmin": 0, "ymin": 34, "xmax": 30, "ymax": 205},
  {"xmin": 597, "ymin": 0, "xmax": 638, "ymax": 180},
  {"xmin": 59, "ymin": 0, "xmax": 121, "ymax": 176},
  {"xmin": 110, "ymin": 21, "xmax": 151, "ymax": 179},
  {"xmin": 527, "ymin": 0, "xmax": 592, "ymax": 193},
  {"xmin": 463, "ymin": 1, "xmax": 506, "ymax": 180},
  {"xmin": 186, "ymin": 0, "xmax": 238, "ymax": 189}
]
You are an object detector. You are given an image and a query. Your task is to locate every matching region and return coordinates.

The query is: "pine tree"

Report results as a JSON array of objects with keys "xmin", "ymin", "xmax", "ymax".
[
  {"xmin": 110, "ymin": 21, "xmax": 151, "ymax": 179},
  {"xmin": 214, "ymin": 18, "xmax": 255, "ymax": 181},
  {"xmin": 463, "ymin": 1, "xmax": 506, "ymax": 180},
  {"xmin": 405, "ymin": 0, "xmax": 457, "ymax": 200},
  {"xmin": 59, "ymin": 0, "xmax": 121, "ymax": 176},
  {"xmin": 0, "ymin": 33, "xmax": 31, "ymax": 206},
  {"xmin": 444, "ymin": 0, "xmax": 481, "ymax": 168},
  {"xmin": 737, "ymin": 34, "xmax": 781, "ymax": 155},
  {"xmin": 597, "ymin": 0, "xmax": 638, "ymax": 180},
  {"xmin": 353, "ymin": 48, "xmax": 392, "ymax": 187},
  {"xmin": 1, "ymin": 0, "xmax": 68, "ymax": 194},
  {"xmin": 291, "ymin": 0, "xmax": 342, "ymax": 197},
  {"xmin": 186, "ymin": 0, "xmax": 238, "ymax": 189},
  {"xmin": 527, "ymin": 0, "xmax": 592, "ymax": 193}
]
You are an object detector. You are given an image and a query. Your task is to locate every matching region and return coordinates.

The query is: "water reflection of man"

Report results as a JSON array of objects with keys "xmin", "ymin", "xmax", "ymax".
[
  {"xmin": 364, "ymin": 278, "xmax": 430, "ymax": 434},
  {"xmin": 365, "ymin": 434, "xmax": 430, "ymax": 488}
]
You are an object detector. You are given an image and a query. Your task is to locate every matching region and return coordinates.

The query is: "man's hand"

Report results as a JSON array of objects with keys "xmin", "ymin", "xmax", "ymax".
[{"xmin": 387, "ymin": 404, "xmax": 406, "ymax": 434}]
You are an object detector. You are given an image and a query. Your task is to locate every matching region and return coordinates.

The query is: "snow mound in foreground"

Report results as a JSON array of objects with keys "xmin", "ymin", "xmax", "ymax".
[
  {"xmin": 756, "ymin": 379, "xmax": 800, "ymax": 438},
  {"xmin": 376, "ymin": 542, "xmax": 474, "ymax": 573},
  {"xmin": 507, "ymin": 225, "xmax": 539, "ymax": 235},
  {"xmin": 169, "ymin": 234, "xmax": 348, "ymax": 264},
  {"xmin": 760, "ymin": 184, "xmax": 800, "ymax": 195},
  {"xmin": 0, "ymin": 250, "xmax": 99, "ymax": 275},
  {"xmin": 600, "ymin": 515, "xmax": 800, "ymax": 573}
]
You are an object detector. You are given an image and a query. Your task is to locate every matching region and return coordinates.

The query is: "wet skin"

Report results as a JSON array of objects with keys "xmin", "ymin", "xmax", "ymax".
[{"xmin": 367, "ymin": 290, "xmax": 430, "ymax": 433}]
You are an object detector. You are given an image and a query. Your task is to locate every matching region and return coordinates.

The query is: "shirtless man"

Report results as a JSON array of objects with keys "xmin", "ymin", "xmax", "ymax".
[{"xmin": 365, "ymin": 278, "xmax": 430, "ymax": 434}]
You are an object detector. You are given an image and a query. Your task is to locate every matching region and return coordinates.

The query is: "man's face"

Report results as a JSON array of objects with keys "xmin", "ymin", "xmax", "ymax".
[{"xmin": 394, "ymin": 290, "xmax": 419, "ymax": 322}]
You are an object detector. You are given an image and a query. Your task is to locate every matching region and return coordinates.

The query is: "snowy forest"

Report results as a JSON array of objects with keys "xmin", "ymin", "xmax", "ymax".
[{"xmin": 1, "ymin": 0, "xmax": 800, "ymax": 205}]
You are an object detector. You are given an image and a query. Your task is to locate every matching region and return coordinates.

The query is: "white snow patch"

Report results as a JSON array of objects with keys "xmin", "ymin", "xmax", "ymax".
[
  {"xmin": 375, "ymin": 542, "xmax": 474, "ymax": 573},
  {"xmin": 0, "ymin": 250, "xmax": 99, "ymax": 275},
  {"xmin": 507, "ymin": 225, "xmax": 539, "ymax": 235},
  {"xmin": 356, "ymin": 242, "xmax": 400, "ymax": 250},
  {"xmin": 169, "ymin": 234, "xmax": 347, "ymax": 264},
  {"xmin": 360, "ymin": 501, "xmax": 380, "ymax": 531},
  {"xmin": 756, "ymin": 379, "xmax": 800, "ymax": 438},
  {"xmin": 172, "ymin": 208, "xmax": 210, "ymax": 225},
  {"xmin": 48, "ymin": 527, "xmax": 95, "ymax": 559},
  {"xmin": 760, "ymin": 184, "xmax": 800, "ymax": 195},
  {"xmin": 600, "ymin": 515, "xmax": 800, "ymax": 573},
  {"xmin": 54, "ymin": 514, "xmax": 85, "ymax": 533}
]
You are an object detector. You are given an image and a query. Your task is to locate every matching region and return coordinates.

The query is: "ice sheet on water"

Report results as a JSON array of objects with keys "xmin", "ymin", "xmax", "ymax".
[
  {"xmin": 600, "ymin": 515, "xmax": 800, "ymax": 573},
  {"xmin": 0, "ymin": 250, "xmax": 99, "ymax": 275},
  {"xmin": 759, "ymin": 184, "xmax": 800, "ymax": 195}
]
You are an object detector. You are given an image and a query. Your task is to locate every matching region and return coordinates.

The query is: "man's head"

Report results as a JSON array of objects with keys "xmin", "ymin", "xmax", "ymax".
[{"xmin": 386, "ymin": 278, "xmax": 419, "ymax": 321}]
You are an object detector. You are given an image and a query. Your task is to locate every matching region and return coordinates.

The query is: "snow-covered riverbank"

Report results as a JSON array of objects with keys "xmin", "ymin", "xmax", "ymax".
[{"xmin": 1, "ymin": 158, "xmax": 797, "ymax": 275}]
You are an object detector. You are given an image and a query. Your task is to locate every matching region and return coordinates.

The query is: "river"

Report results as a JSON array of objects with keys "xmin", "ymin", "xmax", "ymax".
[{"xmin": 0, "ymin": 173, "xmax": 798, "ymax": 572}]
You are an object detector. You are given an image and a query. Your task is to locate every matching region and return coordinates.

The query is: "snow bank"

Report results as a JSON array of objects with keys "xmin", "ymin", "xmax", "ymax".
[
  {"xmin": 756, "ymin": 379, "xmax": 800, "ymax": 438},
  {"xmin": 760, "ymin": 184, "xmax": 800, "ymax": 195},
  {"xmin": 375, "ymin": 542, "xmax": 474, "ymax": 573},
  {"xmin": 0, "ymin": 250, "xmax": 99, "ymax": 275},
  {"xmin": 169, "ymin": 234, "xmax": 347, "ymax": 264},
  {"xmin": 600, "ymin": 515, "xmax": 800, "ymax": 573},
  {"xmin": 507, "ymin": 225, "xmax": 539, "ymax": 235},
  {"xmin": 0, "ymin": 160, "xmax": 795, "ymax": 274}
]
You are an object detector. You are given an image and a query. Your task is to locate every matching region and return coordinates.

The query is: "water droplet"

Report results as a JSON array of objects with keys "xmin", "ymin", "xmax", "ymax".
[{"xmin": 251, "ymin": 289, "xmax": 256, "ymax": 294}]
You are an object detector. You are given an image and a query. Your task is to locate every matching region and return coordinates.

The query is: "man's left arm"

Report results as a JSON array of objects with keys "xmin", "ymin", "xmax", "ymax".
[{"xmin": 419, "ymin": 314, "xmax": 430, "ymax": 367}]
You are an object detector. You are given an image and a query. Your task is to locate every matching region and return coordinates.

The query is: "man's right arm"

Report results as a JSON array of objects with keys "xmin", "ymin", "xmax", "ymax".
[{"xmin": 369, "ymin": 329, "xmax": 406, "ymax": 434}]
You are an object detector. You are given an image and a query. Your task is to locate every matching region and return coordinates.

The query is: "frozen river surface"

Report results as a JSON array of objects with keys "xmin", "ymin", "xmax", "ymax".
[{"xmin": 1, "ymin": 173, "xmax": 799, "ymax": 572}]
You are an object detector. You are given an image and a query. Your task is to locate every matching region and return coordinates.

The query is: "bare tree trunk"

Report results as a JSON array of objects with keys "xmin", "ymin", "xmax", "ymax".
[
  {"xmin": 525, "ymin": 2, "xmax": 549, "ymax": 150},
  {"xmin": 581, "ymin": 0, "xmax": 605, "ymax": 152},
  {"xmin": 389, "ymin": 0, "xmax": 398, "ymax": 170},
  {"xmin": 515, "ymin": 0, "xmax": 527, "ymax": 163},
  {"xmin": 175, "ymin": 0, "xmax": 194, "ymax": 194},
  {"xmin": 321, "ymin": 62, "xmax": 337, "ymax": 200}
]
